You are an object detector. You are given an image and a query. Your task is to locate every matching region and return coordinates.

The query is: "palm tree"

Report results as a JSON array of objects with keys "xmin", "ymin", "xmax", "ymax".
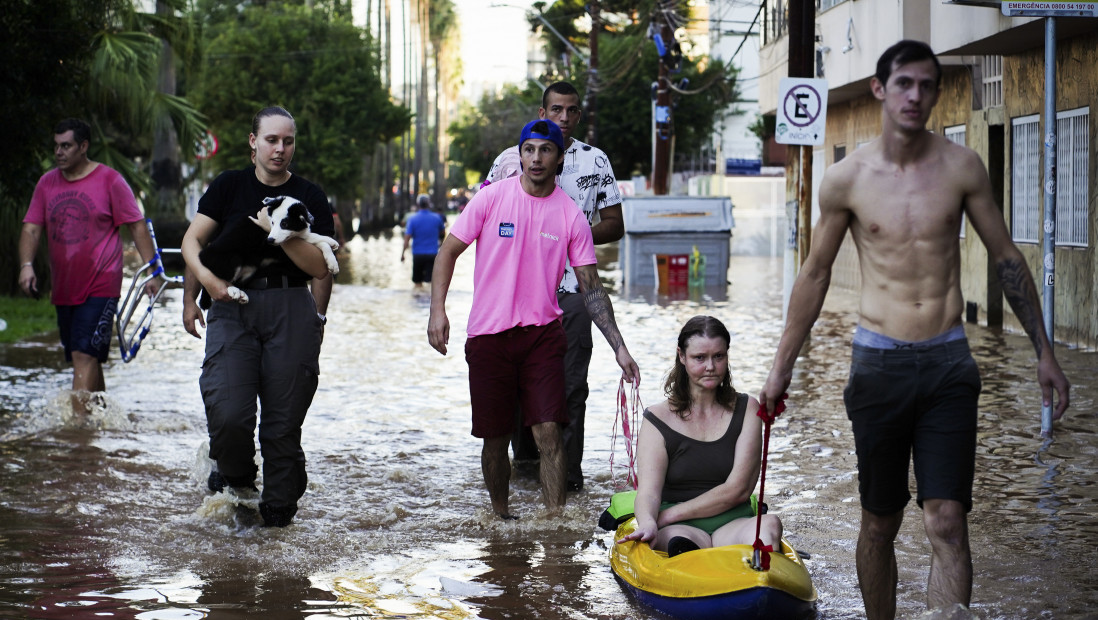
[
  {"xmin": 429, "ymin": 0, "xmax": 459, "ymax": 209},
  {"xmin": 86, "ymin": 0, "xmax": 207, "ymax": 218}
]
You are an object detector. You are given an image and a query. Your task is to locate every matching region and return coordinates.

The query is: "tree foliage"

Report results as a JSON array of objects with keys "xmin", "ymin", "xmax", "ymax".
[
  {"xmin": 448, "ymin": 1, "xmax": 736, "ymax": 181},
  {"xmin": 446, "ymin": 83, "xmax": 542, "ymax": 185},
  {"xmin": 0, "ymin": 0, "xmax": 207, "ymax": 294},
  {"xmin": 587, "ymin": 36, "xmax": 737, "ymax": 176},
  {"xmin": 0, "ymin": 0, "xmax": 206, "ymax": 207},
  {"xmin": 192, "ymin": 2, "xmax": 410, "ymax": 200},
  {"xmin": 0, "ymin": 0, "xmax": 107, "ymax": 204}
]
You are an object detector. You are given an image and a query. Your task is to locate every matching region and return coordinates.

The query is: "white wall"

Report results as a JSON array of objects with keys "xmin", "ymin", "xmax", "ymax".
[{"xmin": 707, "ymin": 0, "xmax": 765, "ymax": 163}]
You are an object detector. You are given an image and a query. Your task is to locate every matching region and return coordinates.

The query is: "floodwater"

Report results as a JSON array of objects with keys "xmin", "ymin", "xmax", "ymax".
[{"xmin": 1, "ymin": 228, "xmax": 1096, "ymax": 620}]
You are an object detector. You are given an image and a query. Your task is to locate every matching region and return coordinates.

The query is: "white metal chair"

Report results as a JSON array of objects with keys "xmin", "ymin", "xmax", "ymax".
[{"xmin": 116, "ymin": 219, "xmax": 184, "ymax": 362}]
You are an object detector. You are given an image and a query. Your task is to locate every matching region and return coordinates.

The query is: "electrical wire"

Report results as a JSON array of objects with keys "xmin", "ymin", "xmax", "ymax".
[{"xmin": 725, "ymin": 1, "xmax": 764, "ymax": 67}]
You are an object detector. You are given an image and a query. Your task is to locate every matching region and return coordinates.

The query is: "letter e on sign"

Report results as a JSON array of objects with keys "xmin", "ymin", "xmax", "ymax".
[{"xmin": 776, "ymin": 78, "xmax": 828, "ymax": 146}]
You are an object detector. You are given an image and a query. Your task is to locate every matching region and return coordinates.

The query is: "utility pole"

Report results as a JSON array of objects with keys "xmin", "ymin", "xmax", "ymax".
[
  {"xmin": 651, "ymin": 1, "xmax": 678, "ymax": 195},
  {"xmin": 788, "ymin": 0, "xmax": 814, "ymax": 266},
  {"xmin": 586, "ymin": 1, "xmax": 600, "ymax": 146}
]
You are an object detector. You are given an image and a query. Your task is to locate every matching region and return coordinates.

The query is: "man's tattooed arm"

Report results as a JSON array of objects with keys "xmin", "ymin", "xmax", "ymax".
[
  {"xmin": 575, "ymin": 265, "xmax": 625, "ymax": 352},
  {"xmin": 996, "ymin": 256, "xmax": 1047, "ymax": 358}
]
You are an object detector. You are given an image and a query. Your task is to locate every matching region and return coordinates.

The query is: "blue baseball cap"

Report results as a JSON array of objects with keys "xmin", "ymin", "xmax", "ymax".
[{"xmin": 519, "ymin": 119, "xmax": 565, "ymax": 154}]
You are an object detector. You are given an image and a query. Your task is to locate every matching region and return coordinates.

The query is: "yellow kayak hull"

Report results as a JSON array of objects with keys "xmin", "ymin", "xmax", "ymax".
[{"xmin": 610, "ymin": 518, "xmax": 817, "ymax": 619}]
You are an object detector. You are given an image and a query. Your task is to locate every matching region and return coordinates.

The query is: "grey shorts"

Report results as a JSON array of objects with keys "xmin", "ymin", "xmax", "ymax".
[{"xmin": 843, "ymin": 338, "xmax": 981, "ymax": 514}]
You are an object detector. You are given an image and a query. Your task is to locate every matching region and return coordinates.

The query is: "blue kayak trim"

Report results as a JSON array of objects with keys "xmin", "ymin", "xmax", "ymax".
[{"xmin": 616, "ymin": 575, "xmax": 818, "ymax": 620}]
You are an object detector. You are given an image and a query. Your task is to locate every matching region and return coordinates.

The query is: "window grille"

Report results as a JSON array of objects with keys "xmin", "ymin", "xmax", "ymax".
[
  {"xmin": 1011, "ymin": 115, "xmax": 1040, "ymax": 244},
  {"xmin": 1056, "ymin": 107, "xmax": 1089, "ymax": 247},
  {"xmin": 982, "ymin": 55, "xmax": 1003, "ymax": 109}
]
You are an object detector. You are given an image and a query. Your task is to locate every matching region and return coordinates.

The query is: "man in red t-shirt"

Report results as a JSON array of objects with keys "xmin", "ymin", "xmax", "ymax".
[{"xmin": 19, "ymin": 118, "xmax": 160, "ymax": 414}]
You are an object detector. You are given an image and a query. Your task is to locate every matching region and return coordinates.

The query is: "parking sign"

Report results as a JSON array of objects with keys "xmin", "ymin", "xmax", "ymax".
[{"xmin": 775, "ymin": 78, "xmax": 828, "ymax": 146}]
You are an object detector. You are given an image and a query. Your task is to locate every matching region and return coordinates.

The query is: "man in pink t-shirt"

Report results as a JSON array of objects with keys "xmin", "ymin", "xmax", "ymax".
[
  {"xmin": 19, "ymin": 118, "xmax": 160, "ymax": 414},
  {"xmin": 428, "ymin": 119, "xmax": 640, "ymax": 519}
]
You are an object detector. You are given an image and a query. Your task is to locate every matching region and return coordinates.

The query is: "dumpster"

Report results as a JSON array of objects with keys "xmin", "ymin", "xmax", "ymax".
[{"xmin": 619, "ymin": 196, "xmax": 733, "ymax": 290}]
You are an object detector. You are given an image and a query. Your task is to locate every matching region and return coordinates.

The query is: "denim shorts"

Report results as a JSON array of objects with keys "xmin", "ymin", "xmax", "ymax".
[{"xmin": 843, "ymin": 338, "xmax": 981, "ymax": 514}]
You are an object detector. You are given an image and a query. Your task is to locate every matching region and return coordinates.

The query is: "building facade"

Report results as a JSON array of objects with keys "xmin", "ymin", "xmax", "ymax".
[{"xmin": 759, "ymin": 1, "xmax": 1096, "ymax": 348}]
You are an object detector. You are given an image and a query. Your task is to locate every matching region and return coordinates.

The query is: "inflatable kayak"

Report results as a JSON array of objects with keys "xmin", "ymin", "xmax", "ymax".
[{"xmin": 609, "ymin": 517, "xmax": 817, "ymax": 619}]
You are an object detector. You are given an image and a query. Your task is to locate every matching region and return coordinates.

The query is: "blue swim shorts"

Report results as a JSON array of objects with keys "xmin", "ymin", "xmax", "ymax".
[{"xmin": 56, "ymin": 297, "xmax": 118, "ymax": 363}]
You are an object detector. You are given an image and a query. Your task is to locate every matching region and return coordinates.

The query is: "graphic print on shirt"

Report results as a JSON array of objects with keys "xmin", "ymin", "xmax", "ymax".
[
  {"xmin": 499, "ymin": 222, "xmax": 515, "ymax": 238},
  {"xmin": 49, "ymin": 191, "xmax": 93, "ymax": 245}
]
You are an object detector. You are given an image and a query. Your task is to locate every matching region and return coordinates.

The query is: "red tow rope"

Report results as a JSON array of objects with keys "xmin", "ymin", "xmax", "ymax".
[
  {"xmin": 612, "ymin": 377, "xmax": 642, "ymax": 490},
  {"xmin": 751, "ymin": 393, "xmax": 787, "ymax": 571}
]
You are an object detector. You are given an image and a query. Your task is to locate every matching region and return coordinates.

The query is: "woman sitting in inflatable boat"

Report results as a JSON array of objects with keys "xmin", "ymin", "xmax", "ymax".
[{"xmin": 617, "ymin": 315, "xmax": 783, "ymax": 557}]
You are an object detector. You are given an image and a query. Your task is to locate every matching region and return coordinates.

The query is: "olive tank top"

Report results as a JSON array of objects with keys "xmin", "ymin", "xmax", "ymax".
[{"xmin": 643, "ymin": 392, "xmax": 748, "ymax": 504}]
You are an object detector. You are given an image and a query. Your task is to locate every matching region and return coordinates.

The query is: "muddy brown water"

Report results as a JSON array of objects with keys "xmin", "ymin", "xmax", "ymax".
[{"xmin": 1, "ymin": 230, "xmax": 1096, "ymax": 619}]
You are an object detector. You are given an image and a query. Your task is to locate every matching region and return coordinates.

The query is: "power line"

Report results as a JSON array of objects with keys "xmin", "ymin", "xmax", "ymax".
[{"xmin": 724, "ymin": 1, "xmax": 764, "ymax": 66}]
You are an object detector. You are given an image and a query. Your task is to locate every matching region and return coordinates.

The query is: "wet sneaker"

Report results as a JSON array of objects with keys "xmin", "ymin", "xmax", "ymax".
[
  {"xmin": 207, "ymin": 468, "xmax": 258, "ymax": 494},
  {"xmin": 259, "ymin": 502, "xmax": 297, "ymax": 527},
  {"xmin": 233, "ymin": 504, "xmax": 262, "ymax": 528},
  {"xmin": 207, "ymin": 469, "xmax": 227, "ymax": 493}
]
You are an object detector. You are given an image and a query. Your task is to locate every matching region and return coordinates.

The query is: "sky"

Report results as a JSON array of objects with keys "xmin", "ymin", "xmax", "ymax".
[{"xmin": 455, "ymin": 0, "xmax": 538, "ymax": 100}]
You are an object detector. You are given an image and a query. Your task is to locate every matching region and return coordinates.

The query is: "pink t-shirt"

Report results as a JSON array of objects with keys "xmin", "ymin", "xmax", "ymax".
[
  {"xmin": 450, "ymin": 176, "xmax": 596, "ymax": 337},
  {"xmin": 23, "ymin": 165, "xmax": 144, "ymax": 306}
]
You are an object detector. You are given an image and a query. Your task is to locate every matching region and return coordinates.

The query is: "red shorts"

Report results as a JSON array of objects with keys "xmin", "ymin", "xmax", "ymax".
[{"xmin": 465, "ymin": 322, "xmax": 568, "ymax": 438}]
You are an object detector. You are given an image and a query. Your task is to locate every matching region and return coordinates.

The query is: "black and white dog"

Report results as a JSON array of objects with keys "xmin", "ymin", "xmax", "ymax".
[{"xmin": 197, "ymin": 196, "xmax": 339, "ymax": 309}]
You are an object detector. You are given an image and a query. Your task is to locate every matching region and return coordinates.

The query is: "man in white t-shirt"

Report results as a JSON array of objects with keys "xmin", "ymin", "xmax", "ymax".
[
  {"xmin": 484, "ymin": 82, "xmax": 624, "ymax": 492},
  {"xmin": 430, "ymin": 119, "xmax": 639, "ymax": 519}
]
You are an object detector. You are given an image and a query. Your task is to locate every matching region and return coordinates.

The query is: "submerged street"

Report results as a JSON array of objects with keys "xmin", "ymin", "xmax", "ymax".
[{"xmin": 1, "ymin": 231, "xmax": 1096, "ymax": 619}]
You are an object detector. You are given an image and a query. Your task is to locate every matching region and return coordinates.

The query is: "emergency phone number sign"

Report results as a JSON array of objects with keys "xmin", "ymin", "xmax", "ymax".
[
  {"xmin": 1002, "ymin": 1, "xmax": 1098, "ymax": 15},
  {"xmin": 775, "ymin": 78, "xmax": 828, "ymax": 146}
]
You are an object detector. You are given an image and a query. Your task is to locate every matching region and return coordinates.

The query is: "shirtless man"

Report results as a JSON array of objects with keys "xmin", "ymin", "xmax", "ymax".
[{"xmin": 759, "ymin": 40, "xmax": 1070, "ymax": 619}]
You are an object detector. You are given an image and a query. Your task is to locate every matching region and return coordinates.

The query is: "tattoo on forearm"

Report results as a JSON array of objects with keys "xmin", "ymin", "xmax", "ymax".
[
  {"xmin": 997, "ymin": 257, "xmax": 1045, "ymax": 357},
  {"xmin": 582, "ymin": 284, "xmax": 626, "ymax": 352}
]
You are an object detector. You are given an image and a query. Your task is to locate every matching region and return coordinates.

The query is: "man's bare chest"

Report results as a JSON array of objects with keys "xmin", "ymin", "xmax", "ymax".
[{"xmin": 850, "ymin": 175, "xmax": 963, "ymax": 242}]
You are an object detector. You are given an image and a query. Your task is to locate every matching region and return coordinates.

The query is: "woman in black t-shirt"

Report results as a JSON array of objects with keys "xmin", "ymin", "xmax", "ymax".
[{"xmin": 181, "ymin": 106, "xmax": 334, "ymax": 527}]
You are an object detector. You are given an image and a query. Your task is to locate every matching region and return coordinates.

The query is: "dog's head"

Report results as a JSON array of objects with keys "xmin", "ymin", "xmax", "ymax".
[{"xmin": 262, "ymin": 196, "xmax": 314, "ymax": 245}]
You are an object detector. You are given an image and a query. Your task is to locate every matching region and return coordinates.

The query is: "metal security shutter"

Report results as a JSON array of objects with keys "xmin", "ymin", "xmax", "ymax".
[
  {"xmin": 1056, "ymin": 108, "xmax": 1089, "ymax": 247},
  {"xmin": 1011, "ymin": 115, "xmax": 1040, "ymax": 244},
  {"xmin": 982, "ymin": 56, "xmax": 1003, "ymax": 109}
]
